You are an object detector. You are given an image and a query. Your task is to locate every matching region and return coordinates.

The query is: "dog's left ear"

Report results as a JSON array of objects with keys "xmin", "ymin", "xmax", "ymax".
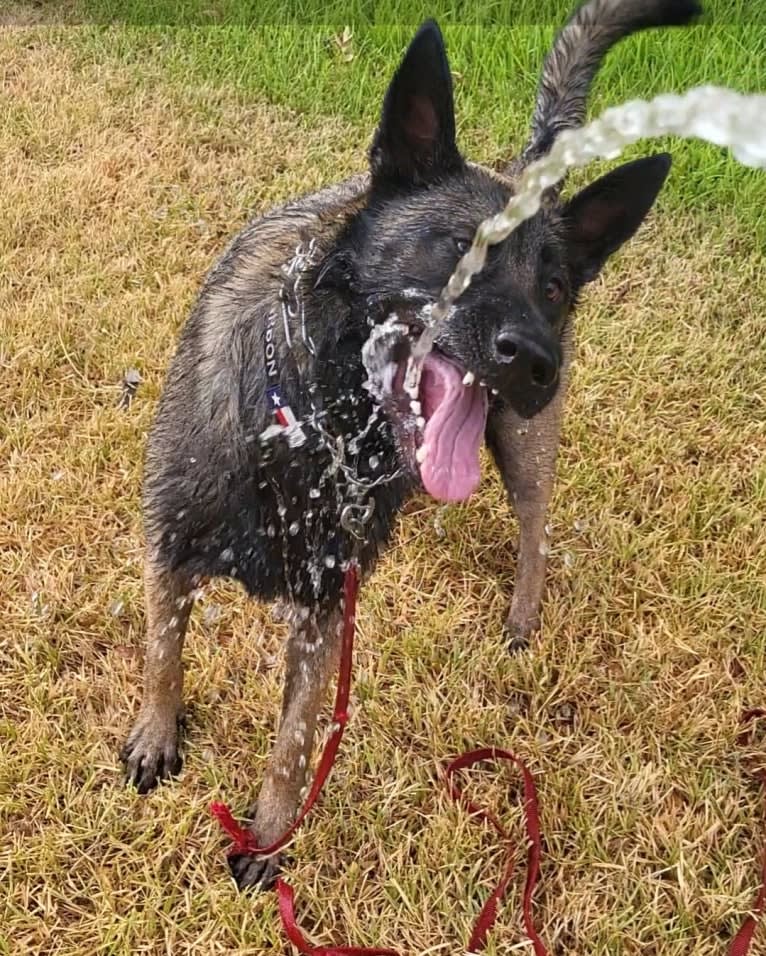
[
  {"xmin": 369, "ymin": 20, "xmax": 463, "ymax": 187},
  {"xmin": 563, "ymin": 153, "xmax": 672, "ymax": 287}
]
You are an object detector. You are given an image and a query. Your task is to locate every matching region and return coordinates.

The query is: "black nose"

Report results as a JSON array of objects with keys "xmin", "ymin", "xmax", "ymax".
[{"xmin": 493, "ymin": 330, "xmax": 558, "ymax": 388}]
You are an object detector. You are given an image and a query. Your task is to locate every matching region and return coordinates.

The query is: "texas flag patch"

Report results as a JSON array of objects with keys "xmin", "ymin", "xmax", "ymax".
[{"xmin": 266, "ymin": 386, "xmax": 307, "ymax": 448}]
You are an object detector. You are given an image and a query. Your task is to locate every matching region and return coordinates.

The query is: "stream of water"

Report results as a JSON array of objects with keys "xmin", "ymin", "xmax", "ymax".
[{"xmin": 409, "ymin": 84, "xmax": 766, "ymax": 367}]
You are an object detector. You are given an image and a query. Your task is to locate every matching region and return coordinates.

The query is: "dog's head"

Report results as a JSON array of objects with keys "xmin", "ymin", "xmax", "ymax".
[{"xmin": 317, "ymin": 15, "xmax": 680, "ymax": 502}]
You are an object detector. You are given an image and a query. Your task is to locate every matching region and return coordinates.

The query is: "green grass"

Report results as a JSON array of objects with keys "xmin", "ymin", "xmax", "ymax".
[
  {"xmin": 62, "ymin": 0, "xmax": 766, "ymax": 25},
  {"xmin": 63, "ymin": 10, "xmax": 766, "ymax": 241}
]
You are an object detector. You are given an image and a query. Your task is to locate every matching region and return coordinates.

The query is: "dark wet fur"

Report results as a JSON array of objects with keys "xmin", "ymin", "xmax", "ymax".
[
  {"xmin": 142, "ymin": 177, "xmax": 410, "ymax": 607},
  {"xmin": 521, "ymin": 0, "xmax": 702, "ymax": 165},
  {"xmin": 124, "ymin": 0, "xmax": 701, "ymax": 890}
]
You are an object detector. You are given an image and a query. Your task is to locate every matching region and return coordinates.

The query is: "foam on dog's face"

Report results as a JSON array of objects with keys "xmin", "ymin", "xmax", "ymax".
[{"xmin": 361, "ymin": 309, "xmax": 490, "ymax": 502}]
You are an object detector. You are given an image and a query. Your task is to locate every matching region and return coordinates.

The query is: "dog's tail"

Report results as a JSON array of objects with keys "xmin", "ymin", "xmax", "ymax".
[{"xmin": 520, "ymin": 0, "xmax": 702, "ymax": 165}]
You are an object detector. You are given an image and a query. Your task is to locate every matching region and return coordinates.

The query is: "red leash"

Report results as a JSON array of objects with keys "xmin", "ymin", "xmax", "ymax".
[
  {"xmin": 444, "ymin": 747, "xmax": 546, "ymax": 955},
  {"xmin": 211, "ymin": 567, "xmax": 765, "ymax": 954},
  {"xmin": 212, "ymin": 752, "xmax": 543, "ymax": 956}
]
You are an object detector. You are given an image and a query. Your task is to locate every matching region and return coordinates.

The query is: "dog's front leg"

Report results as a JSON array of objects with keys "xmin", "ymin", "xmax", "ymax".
[
  {"xmin": 229, "ymin": 599, "xmax": 343, "ymax": 891},
  {"xmin": 487, "ymin": 339, "xmax": 571, "ymax": 651},
  {"xmin": 121, "ymin": 559, "xmax": 194, "ymax": 791}
]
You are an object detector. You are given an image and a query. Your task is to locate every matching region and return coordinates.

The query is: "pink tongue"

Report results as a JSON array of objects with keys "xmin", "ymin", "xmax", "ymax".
[{"xmin": 418, "ymin": 353, "xmax": 488, "ymax": 502}]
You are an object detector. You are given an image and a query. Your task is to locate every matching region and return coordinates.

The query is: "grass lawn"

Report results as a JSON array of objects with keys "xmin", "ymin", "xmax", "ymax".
[{"xmin": 1, "ymin": 3, "xmax": 765, "ymax": 954}]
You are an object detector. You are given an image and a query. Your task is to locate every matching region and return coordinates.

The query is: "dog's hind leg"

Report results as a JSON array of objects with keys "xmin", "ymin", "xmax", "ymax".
[
  {"xmin": 229, "ymin": 600, "xmax": 343, "ymax": 892},
  {"xmin": 121, "ymin": 558, "xmax": 194, "ymax": 793},
  {"xmin": 487, "ymin": 334, "xmax": 572, "ymax": 652}
]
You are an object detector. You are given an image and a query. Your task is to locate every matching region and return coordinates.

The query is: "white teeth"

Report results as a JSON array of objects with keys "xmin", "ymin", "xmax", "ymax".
[
  {"xmin": 404, "ymin": 358, "xmax": 420, "ymax": 398},
  {"xmin": 479, "ymin": 379, "xmax": 487, "ymax": 388},
  {"xmin": 410, "ymin": 399, "xmax": 422, "ymax": 415},
  {"xmin": 462, "ymin": 371, "xmax": 475, "ymax": 386},
  {"xmin": 416, "ymin": 446, "xmax": 427, "ymax": 464},
  {"xmin": 416, "ymin": 416, "xmax": 425, "ymax": 429},
  {"xmin": 491, "ymin": 388, "xmax": 499, "ymax": 395}
]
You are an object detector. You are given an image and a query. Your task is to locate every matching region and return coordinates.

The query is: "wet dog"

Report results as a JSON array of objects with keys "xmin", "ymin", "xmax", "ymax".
[{"xmin": 121, "ymin": 0, "xmax": 701, "ymax": 889}]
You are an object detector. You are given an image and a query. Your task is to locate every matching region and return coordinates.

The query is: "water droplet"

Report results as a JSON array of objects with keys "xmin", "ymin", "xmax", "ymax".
[{"xmin": 203, "ymin": 605, "xmax": 220, "ymax": 627}]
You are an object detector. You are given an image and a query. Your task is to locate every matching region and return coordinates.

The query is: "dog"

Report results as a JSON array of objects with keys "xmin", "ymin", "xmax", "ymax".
[{"xmin": 121, "ymin": 0, "xmax": 701, "ymax": 890}]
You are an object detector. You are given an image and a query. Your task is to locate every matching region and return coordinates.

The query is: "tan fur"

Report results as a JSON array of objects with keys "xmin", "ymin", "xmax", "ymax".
[
  {"xmin": 230, "ymin": 604, "xmax": 344, "ymax": 886},
  {"xmin": 488, "ymin": 326, "xmax": 574, "ymax": 647},
  {"xmin": 120, "ymin": 560, "xmax": 194, "ymax": 789}
]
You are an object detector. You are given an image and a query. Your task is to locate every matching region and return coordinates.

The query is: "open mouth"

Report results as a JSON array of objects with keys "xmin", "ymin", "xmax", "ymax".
[{"xmin": 362, "ymin": 313, "xmax": 488, "ymax": 502}]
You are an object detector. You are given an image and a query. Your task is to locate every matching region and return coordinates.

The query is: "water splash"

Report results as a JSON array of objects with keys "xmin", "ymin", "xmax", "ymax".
[{"xmin": 412, "ymin": 85, "xmax": 766, "ymax": 360}]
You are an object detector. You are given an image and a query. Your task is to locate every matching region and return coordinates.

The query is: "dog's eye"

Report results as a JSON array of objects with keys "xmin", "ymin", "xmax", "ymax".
[
  {"xmin": 453, "ymin": 237, "xmax": 471, "ymax": 256},
  {"xmin": 544, "ymin": 277, "xmax": 565, "ymax": 304}
]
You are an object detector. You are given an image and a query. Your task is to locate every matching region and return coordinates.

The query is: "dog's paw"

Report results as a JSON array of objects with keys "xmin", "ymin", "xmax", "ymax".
[
  {"xmin": 507, "ymin": 630, "xmax": 530, "ymax": 654},
  {"xmin": 120, "ymin": 711, "xmax": 184, "ymax": 794},
  {"xmin": 503, "ymin": 599, "xmax": 540, "ymax": 654},
  {"xmin": 228, "ymin": 850, "xmax": 285, "ymax": 892},
  {"xmin": 504, "ymin": 617, "xmax": 539, "ymax": 654}
]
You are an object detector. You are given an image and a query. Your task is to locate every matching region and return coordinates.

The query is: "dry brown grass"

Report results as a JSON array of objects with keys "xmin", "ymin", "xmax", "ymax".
[
  {"xmin": 0, "ymin": 3, "xmax": 79, "ymax": 27},
  {"xmin": 1, "ymin": 30, "xmax": 765, "ymax": 956}
]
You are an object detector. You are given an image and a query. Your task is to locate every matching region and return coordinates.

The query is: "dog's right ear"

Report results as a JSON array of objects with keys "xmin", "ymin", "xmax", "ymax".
[{"xmin": 369, "ymin": 21, "xmax": 463, "ymax": 188}]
